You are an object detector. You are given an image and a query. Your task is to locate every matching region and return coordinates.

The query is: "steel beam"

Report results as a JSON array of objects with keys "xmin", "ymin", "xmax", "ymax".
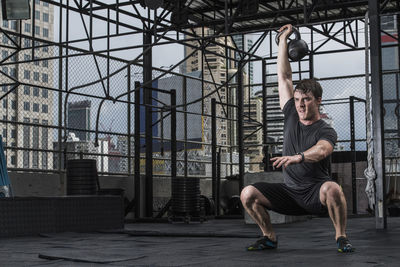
[
  {"xmin": 134, "ymin": 81, "xmax": 141, "ymax": 218},
  {"xmin": 211, "ymin": 98, "xmax": 217, "ymax": 208},
  {"xmin": 143, "ymin": 29, "xmax": 153, "ymax": 218},
  {"xmin": 349, "ymin": 96, "xmax": 357, "ymax": 215},
  {"xmin": 237, "ymin": 61, "xmax": 244, "ymax": 193},
  {"xmin": 171, "ymin": 89, "xmax": 177, "ymax": 181},
  {"xmin": 368, "ymin": 0, "xmax": 387, "ymax": 229},
  {"xmin": 262, "ymin": 59, "xmax": 269, "ymax": 172}
]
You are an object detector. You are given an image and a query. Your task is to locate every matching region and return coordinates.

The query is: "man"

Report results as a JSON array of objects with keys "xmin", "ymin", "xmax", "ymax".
[{"xmin": 240, "ymin": 24, "xmax": 354, "ymax": 253}]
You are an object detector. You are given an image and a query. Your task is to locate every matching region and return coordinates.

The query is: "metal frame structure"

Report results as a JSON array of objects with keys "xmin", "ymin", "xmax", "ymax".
[{"xmin": 0, "ymin": 0, "xmax": 399, "ymax": 228}]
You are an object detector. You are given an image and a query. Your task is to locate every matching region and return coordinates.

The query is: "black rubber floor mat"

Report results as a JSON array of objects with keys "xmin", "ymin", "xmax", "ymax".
[{"xmin": 38, "ymin": 252, "xmax": 146, "ymax": 264}]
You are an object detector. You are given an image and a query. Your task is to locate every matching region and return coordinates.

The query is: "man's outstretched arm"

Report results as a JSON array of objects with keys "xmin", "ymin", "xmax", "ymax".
[
  {"xmin": 271, "ymin": 140, "xmax": 334, "ymax": 168},
  {"xmin": 277, "ymin": 24, "xmax": 294, "ymax": 110}
]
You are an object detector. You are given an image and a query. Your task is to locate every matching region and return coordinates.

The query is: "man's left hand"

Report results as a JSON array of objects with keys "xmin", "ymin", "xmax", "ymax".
[{"xmin": 270, "ymin": 154, "xmax": 302, "ymax": 168}]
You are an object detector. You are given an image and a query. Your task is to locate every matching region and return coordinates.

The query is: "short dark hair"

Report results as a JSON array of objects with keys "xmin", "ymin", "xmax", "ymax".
[{"xmin": 294, "ymin": 78, "xmax": 323, "ymax": 99}]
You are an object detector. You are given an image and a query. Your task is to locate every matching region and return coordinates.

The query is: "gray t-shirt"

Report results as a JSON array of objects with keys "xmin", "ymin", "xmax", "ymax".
[{"xmin": 282, "ymin": 98, "xmax": 337, "ymax": 189}]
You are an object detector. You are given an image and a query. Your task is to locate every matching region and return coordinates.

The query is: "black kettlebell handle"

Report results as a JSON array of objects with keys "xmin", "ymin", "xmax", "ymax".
[{"xmin": 275, "ymin": 26, "xmax": 301, "ymax": 45}]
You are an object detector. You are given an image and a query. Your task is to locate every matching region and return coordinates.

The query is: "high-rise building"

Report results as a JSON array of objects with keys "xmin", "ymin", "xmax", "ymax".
[
  {"xmin": 183, "ymin": 28, "xmax": 250, "ymax": 153},
  {"xmin": 232, "ymin": 35, "xmax": 254, "ymax": 85},
  {"xmin": 254, "ymin": 84, "xmax": 284, "ymax": 152},
  {"xmin": 67, "ymin": 100, "xmax": 91, "ymax": 142},
  {"xmin": 0, "ymin": 0, "xmax": 54, "ymax": 169},
  {"xmin": 156, "ymin": 73, "xmax": 202, "ymax": 147},
  {"xmin": 243, "ymin": 96, "xmax": 263, "ymax": 171}
]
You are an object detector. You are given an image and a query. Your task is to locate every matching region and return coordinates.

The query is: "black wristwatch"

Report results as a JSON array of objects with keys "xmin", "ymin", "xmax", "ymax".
[{"xmin": 296, "ymin": 152, "xmax": 305, "ymax": 163}]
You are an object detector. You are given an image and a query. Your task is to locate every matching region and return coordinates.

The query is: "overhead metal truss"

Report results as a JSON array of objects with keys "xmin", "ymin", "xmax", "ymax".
[
  {"xmin": 0, "ymin": 0, "xmax": 392, "ymax": 74},
  {"xmin": 162, "ymin": 0, "xmax": 400, "ymax": 33}
]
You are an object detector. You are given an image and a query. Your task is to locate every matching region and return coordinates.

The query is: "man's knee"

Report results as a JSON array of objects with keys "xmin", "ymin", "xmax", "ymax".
[
  {"xmin": 321, "ymin": 182, "xmax": 345, "ymax": 205},
  {"xmin": 240, "ymin": 185, "xmax": 256, "ymax": 206},
  {"xmin": 241, "ymin": 185, "xmax": 271, "ymax": 208}
]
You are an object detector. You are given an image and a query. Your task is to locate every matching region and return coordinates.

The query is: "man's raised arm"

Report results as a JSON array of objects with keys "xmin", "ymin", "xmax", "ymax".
[{"xmin": 277, "ymin": 24, "xmax": 294, "ymax": 110}]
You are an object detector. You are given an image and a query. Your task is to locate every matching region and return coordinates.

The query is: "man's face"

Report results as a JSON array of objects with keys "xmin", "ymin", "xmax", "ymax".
[{"xmin": 294, "ymin": 90, "xmax": 321, "ymax": 122}]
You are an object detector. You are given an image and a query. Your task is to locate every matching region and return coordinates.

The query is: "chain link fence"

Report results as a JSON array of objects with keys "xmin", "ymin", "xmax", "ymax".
[
  {"xmin": 0, "ymin": 31, "xmax": 397, "ymax": 198},
  {"xmin": 0, "ymin": 37, "xmax": 371, "ymax": 180}
]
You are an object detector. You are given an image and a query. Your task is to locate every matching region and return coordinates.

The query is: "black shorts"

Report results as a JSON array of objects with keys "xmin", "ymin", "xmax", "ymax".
[{"xmin": 252, "ymin": 181, "xmax": 329, "ymax": 216}]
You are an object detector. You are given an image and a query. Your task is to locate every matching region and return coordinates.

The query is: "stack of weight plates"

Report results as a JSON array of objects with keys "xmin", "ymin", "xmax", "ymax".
[
  {"xmin": 66, "ymin": 159, "xmax": 98, "ymax": 195},
  {"xmin": 171, "ymin": 177, "xmax": 200, "ymax": 214}
]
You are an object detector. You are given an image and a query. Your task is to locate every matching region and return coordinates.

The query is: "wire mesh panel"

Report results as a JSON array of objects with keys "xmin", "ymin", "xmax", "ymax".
[
  {"xmin": 0, "ymin": 30, "xmax": 137, "ymax": 174},
  {"xmin": 319, "ymin": 76, "xmax": 367, "ymax": 151},
  {"xmin": 382, "ymin": 73, "xmax": 400, "ymax": 158}
]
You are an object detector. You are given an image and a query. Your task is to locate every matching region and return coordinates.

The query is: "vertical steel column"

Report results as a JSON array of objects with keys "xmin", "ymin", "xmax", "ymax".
[
  {"xmin": 143, "ymin": 29, "xmax": 153, "ymax": 217},
  {"xmin": 228, "ymin": 71, "xmax": 233, "ymax": 177},
  {"xmin": 127, "ymin": 65, "xmax": 132, "ymax": 197},
  {"xmin": 65, "ymin": 0, "xmax": 70, "ymax": 108},
  {"xmin": 349, "ymin": 96, "xmax": 357, "ymax": 214},
  {"xmin": 116, "ymin": 0, "xmax": 119, "ymax": 34},
  {"xmin": 216, "ymin": 148, "xmax": 221, "ymax": 216},
  {"xmin": 89, "ymin": 0, "xmax": 93, "ymax": 42},
  {"xmin": 171, "ymin": 90, "xmax": 177, "ymax": 180},
  {"xmin": 368, "ymin": 0, "xmax": 387, "ymax": 229},
  {"xmin": 303, "ymin": 0, "xmax": 308, "ymax": 24},
  {"xmin": 107, "ymin": 8, "xmax": 110, "ymax": 96},
  {"xmin": 397, "ymin": 14, "xmax": 400, "ymax": 141},
  {"xmin": 262, "ymin": 59, "xmax": 269, "ymax": 171},
  {"xmin": 32, "ymin": 0, "xmax": 36, "ymax": 58},
  {"xmin": 134, "ymin": 81, "xmax": 141, "ymax": 218},
  {"xmin": 211, "ymin": 98, "xmax": 217, "ymax": 207},
  {"xmin": 183, "ymin": 77, "xmax": 188, "ymax": 177},
  {"xmin": 237, "ymin": 61, "xmax": 244, "ymax": 192},
  {"xmin": 58, "ymin": 0, "xmax": 63, "ymax": 177},
  {"xmin": 309, "ymin": 29, "xmax": 314, "ymax": 79},
  {"xmin": 14, "ymin": 21, "xmax": 22, "ymax": 166}
]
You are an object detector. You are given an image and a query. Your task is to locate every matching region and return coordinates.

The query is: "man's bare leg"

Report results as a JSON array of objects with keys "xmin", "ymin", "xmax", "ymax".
[
  {"xmin": 240, "ymin": 185, "xmax": 276, "ymax": 241},
  {"xmin": 320, "ymin": 181, "xmax": 354, "ymax": 252},
  {"xmin": 320, "ymin": 181, "xmax": 347, "ymax": 240}
]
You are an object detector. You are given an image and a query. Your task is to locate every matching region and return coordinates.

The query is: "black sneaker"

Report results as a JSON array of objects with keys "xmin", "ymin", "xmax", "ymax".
[
  {"xmin": 337, "ymin": 236, "xmax": 355, "ymax": 253},
  {"xmin": 246, "ymin": 236, "xmax": 278, "ymax": 251}
]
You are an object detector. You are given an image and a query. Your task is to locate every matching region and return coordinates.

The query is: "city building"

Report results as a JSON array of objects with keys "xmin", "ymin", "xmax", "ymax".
[
  {"xmin": 155, "ymin": 72, "xmax": 203, "ymax": 147},
  {"xmin": 116, "ymin": 135, "xmax": 134, "ymax": 173},
  {"xmin": 67, "ymin": 100, "xmax": 91, "ymax": 142},
  {"xmin": 52, "ymin": 133, "xmax": 109, "ymax": 172},
  {"xmin": 0, "ymin": 0, "xmax": 54, "ymax": 169},
  {"xmin": 254, "ymin": 84, "xmax": 284, "ymax": 153},
  {"xmin": 183, "ymin": 28, "xmax": 242, "ymax": 153},
  {"xmin": 243, "ymin": 96, "xmax": 263, "ymax": 171},
  {"xmin": 232, "ymin": 35, "xmax": 254, "ymax": 85}
]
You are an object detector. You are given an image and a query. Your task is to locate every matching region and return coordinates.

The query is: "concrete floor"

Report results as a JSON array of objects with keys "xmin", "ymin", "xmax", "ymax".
[{"xmin": 0, "ymin": 216, "xmax": 399, "ymax": 266}]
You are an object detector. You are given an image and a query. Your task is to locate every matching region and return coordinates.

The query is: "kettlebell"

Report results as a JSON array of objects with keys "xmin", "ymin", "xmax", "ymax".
[{"xmin": 275, "ymin": 27, "xmax": 309, "ymax": 61}]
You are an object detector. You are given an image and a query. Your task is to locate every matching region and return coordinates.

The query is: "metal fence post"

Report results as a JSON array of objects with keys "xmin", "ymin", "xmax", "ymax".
[
  {"xmin": 211, "ymin": 98, "xmax": 217, "ymax": 210},
  {"xmin": 143, "ymin": 29, "xmax": 153, "ymax": 218},
  {"xmin": 369, "ymin": 0, "xmax": 387, "ymax": 229},
  {"xmin": 216, "ymin": 147, "xmax": 221, "ymax": 216},
  {"xmin": 262, "ymin": 59, "xmax": 270, "ymax": 171},
  {"xmin": 134, "ymin": 81, "xmax": 141, "ymax": 218},
  {"xmin": 237, "ymin": 61, "xmax": 244, "ymax": 193},
  {"xmin": 349, "ymin": 96, "xmax": 357, "ymax": 214},
  {"xmin": 171, "ymin": 89, "xmax": 176, "ymax": 180}
]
